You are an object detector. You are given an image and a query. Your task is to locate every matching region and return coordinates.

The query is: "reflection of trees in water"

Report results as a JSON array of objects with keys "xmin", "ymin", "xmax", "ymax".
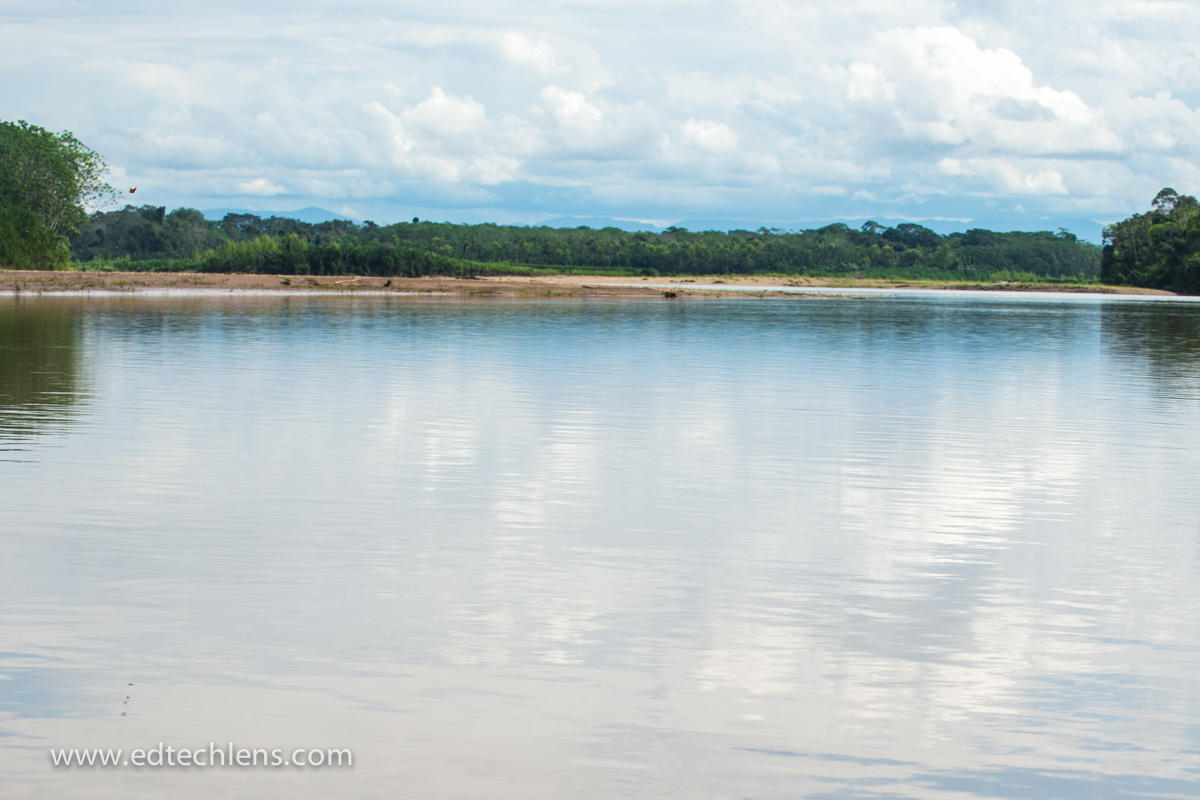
[
  {"xmin": 0, "ymin": 300, "xmax": 86, "ymax": 450},
  {"xmin": 1101, "ymin": 303, "xmax": 1200, "ymax": 399}
]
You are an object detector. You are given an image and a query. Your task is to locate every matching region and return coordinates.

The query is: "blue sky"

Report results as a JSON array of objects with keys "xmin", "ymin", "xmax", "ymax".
[{"xmin": 3, "ymin": 0, "xmax": 1199, "ymax": 239}]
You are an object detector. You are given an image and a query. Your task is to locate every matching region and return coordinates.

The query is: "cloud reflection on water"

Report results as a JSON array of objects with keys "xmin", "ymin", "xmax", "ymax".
[{"xmin": 1, "ymin": 294, "xmax": 1198, "ymax": 798}]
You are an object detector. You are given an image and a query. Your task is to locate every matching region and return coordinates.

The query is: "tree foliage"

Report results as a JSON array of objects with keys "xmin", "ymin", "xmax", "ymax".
[
  {"xmin": 71, "ymin": 206, "xmax": 1102, "ymax": 280},
  {"xmin": 0, "ymin": 120, "xmax": 113, "ymax": 268},
  {"xmin": 1102, "ymin": 188, "xmax": 1200, "ymax": 294}
]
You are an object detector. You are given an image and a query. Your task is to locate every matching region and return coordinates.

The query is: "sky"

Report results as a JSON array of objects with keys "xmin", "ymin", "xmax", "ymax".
[{"xmin": 3, "ymin": 0, "xmax": 1199, "ymax": 239}]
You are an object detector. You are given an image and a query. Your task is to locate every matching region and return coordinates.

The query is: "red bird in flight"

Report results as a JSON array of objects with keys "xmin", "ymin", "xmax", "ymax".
[{"xmin": 129, "ymin": 187, "xmax": 137, "ymax": 194}]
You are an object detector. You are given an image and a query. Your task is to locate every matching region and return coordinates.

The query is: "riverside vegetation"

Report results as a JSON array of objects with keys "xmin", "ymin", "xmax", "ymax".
[
  {"xmin": 68, "ymin": 205, "xmax": 1102, "ymax": 284},
  {"xmin": 1101, "ymin": 187, "xmax": 1200, "ymax": 294}
]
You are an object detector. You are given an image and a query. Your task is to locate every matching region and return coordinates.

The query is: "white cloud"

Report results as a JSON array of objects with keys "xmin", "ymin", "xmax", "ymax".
[
  {"xmin": 402, "ymin": 87, "xmax": 487, "ymax": 140},
  {"xmin": 236, "ymin": 177, "xmax": 287, "ymax": 196},
  {"xmin": 469, "ymin": 154, "xmax": 521, "ymax": 185},
  {"xmin": 536, "ymin": 86, "xmax": 661, "ymax": 161},
  {"xmin": 365, "ymin": 90, "xmax": 532, "ymax": 185},
  {"xmin": 540, "ymin": 86, "xmax": 604, "ymax": 133},
  {"xmin": 3, "ymin": 1, "xmax": 1199, "ymax": 230},
  {"xmin": 844, "ymin": 62, "xmax": 894, "ymax": 104},
  {"xmin": 846, "ymin": 26, "xmax": 1123, "ymax": 157},
  {"xmin": 501, "ymin": 31, "xmax": 557, "ymax": 75},
  {"xmin": 681, "ymin": 119, "xmax": 738, "ymax": 154},
  {"xmin": 938, "ymin": 158, "xmax": 1067, "ymax": 196}
]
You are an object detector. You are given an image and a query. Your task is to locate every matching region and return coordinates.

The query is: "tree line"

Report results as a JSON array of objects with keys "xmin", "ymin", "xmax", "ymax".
[{"xmin": 68, "ymin": 204, "xmax": 1102, "ymax": 280}]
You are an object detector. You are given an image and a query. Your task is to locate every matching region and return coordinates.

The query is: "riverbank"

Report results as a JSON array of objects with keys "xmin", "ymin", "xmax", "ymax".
[
  {"xmin": 0, "ymin": 269, "xmax": 1175, "ymax": 297},
  {"xmin": 495, "ymin": 273, "xmax": 1175, "ymax": 295}
]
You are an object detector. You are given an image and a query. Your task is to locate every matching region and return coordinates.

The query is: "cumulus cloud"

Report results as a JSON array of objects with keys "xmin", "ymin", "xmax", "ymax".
[
  {"xmin": 937, "ymin": 158, "xmax": 1068, "ymax": 196},
  {"xmin": 501, "ymin": 31, "xmax": 557, "ymax": 75},
  {"xmin": 2, "ymin": 0, "xmax": 1198, "ymax": 231},
  {"xmin": 681, "ymin": 119, "xmax": 739, "ymax": 154},
  {"xmin": 537, "ymin": 86, "xmax": 661, "ymax": 162},
  {"xmin": 845, "ymin": 26, "xmax": 1122, "ymax": 157},
  {"xmin": 402, "ymin": 87, "xmax": 488, "ymax": 140},
  {"xmin": 366, "ymin": 87, "xmax": 533, "ymax": 186},
  {"xmin": 541, "ymin": 86, "xmax": 604, "ymax": 133},
  {"xmin": 236, "ymin": 177, "xmax": 287, "ymax": 196}
]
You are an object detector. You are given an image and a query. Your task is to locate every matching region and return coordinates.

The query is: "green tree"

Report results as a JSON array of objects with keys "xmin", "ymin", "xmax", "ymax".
[
  {"xmin": 1151, "ymin": 187, "xmax": 1182, "ymax": 213},
  {"xmin": 0, "ymin": 120, "xmax": 113, "ymax": 268},
  {"xmin": 1102, "ymin": 188, "xmax": 1200, "ymax": 293}
]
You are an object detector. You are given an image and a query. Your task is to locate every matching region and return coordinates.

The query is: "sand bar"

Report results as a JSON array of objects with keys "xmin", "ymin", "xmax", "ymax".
[{"xmin": 0, "ymin": 269, "xmax": 1175, "ymax": 297}]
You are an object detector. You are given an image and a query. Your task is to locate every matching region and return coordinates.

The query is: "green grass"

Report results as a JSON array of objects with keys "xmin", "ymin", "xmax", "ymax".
[{"xmin": 74, "ymin": 256, "xmax": 201, "ymax": 273}]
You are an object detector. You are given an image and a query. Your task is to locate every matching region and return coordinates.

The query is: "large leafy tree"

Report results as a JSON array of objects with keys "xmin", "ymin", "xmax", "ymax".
[
  {"xmin": 1102, "ymin": 188, "xmax": 1200, "ymax": 294},
  {"xmin": 0, "ymin": 120, "xmax": 113, "ymax": 268}
]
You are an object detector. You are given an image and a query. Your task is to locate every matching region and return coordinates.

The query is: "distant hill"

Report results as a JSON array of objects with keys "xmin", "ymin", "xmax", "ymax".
[
  {"xmin": 537, "ymin": 216, "xmax": 663, "ymax": 233},
  {"xmin": 201, "ymin": 206, "xmax": 355, "ymax": 224}
]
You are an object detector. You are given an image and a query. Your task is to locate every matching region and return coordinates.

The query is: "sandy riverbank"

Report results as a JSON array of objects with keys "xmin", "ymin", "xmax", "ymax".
[
  {"xmin": 508, "ymin": 273, "xmax": 1175, "ymax": 294},
  {"xmin": 0, "ymin": 269, "xmax": 1175, "ymax": 297},
  {"xmin": 0, "ymin": 270, "xmax": 671, "ymax": 298}
]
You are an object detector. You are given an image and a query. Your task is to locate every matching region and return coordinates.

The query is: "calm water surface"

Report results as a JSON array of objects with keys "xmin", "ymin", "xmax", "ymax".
[{"xmin": 2, "ymin": 292, "xmax": 1199, "ymax": 798}]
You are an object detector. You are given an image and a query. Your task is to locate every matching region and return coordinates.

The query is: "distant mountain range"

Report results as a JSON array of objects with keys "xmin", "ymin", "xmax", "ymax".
[{"xmin": 536, "ymin": 216, "xmax": 663, "ymax": 233}]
